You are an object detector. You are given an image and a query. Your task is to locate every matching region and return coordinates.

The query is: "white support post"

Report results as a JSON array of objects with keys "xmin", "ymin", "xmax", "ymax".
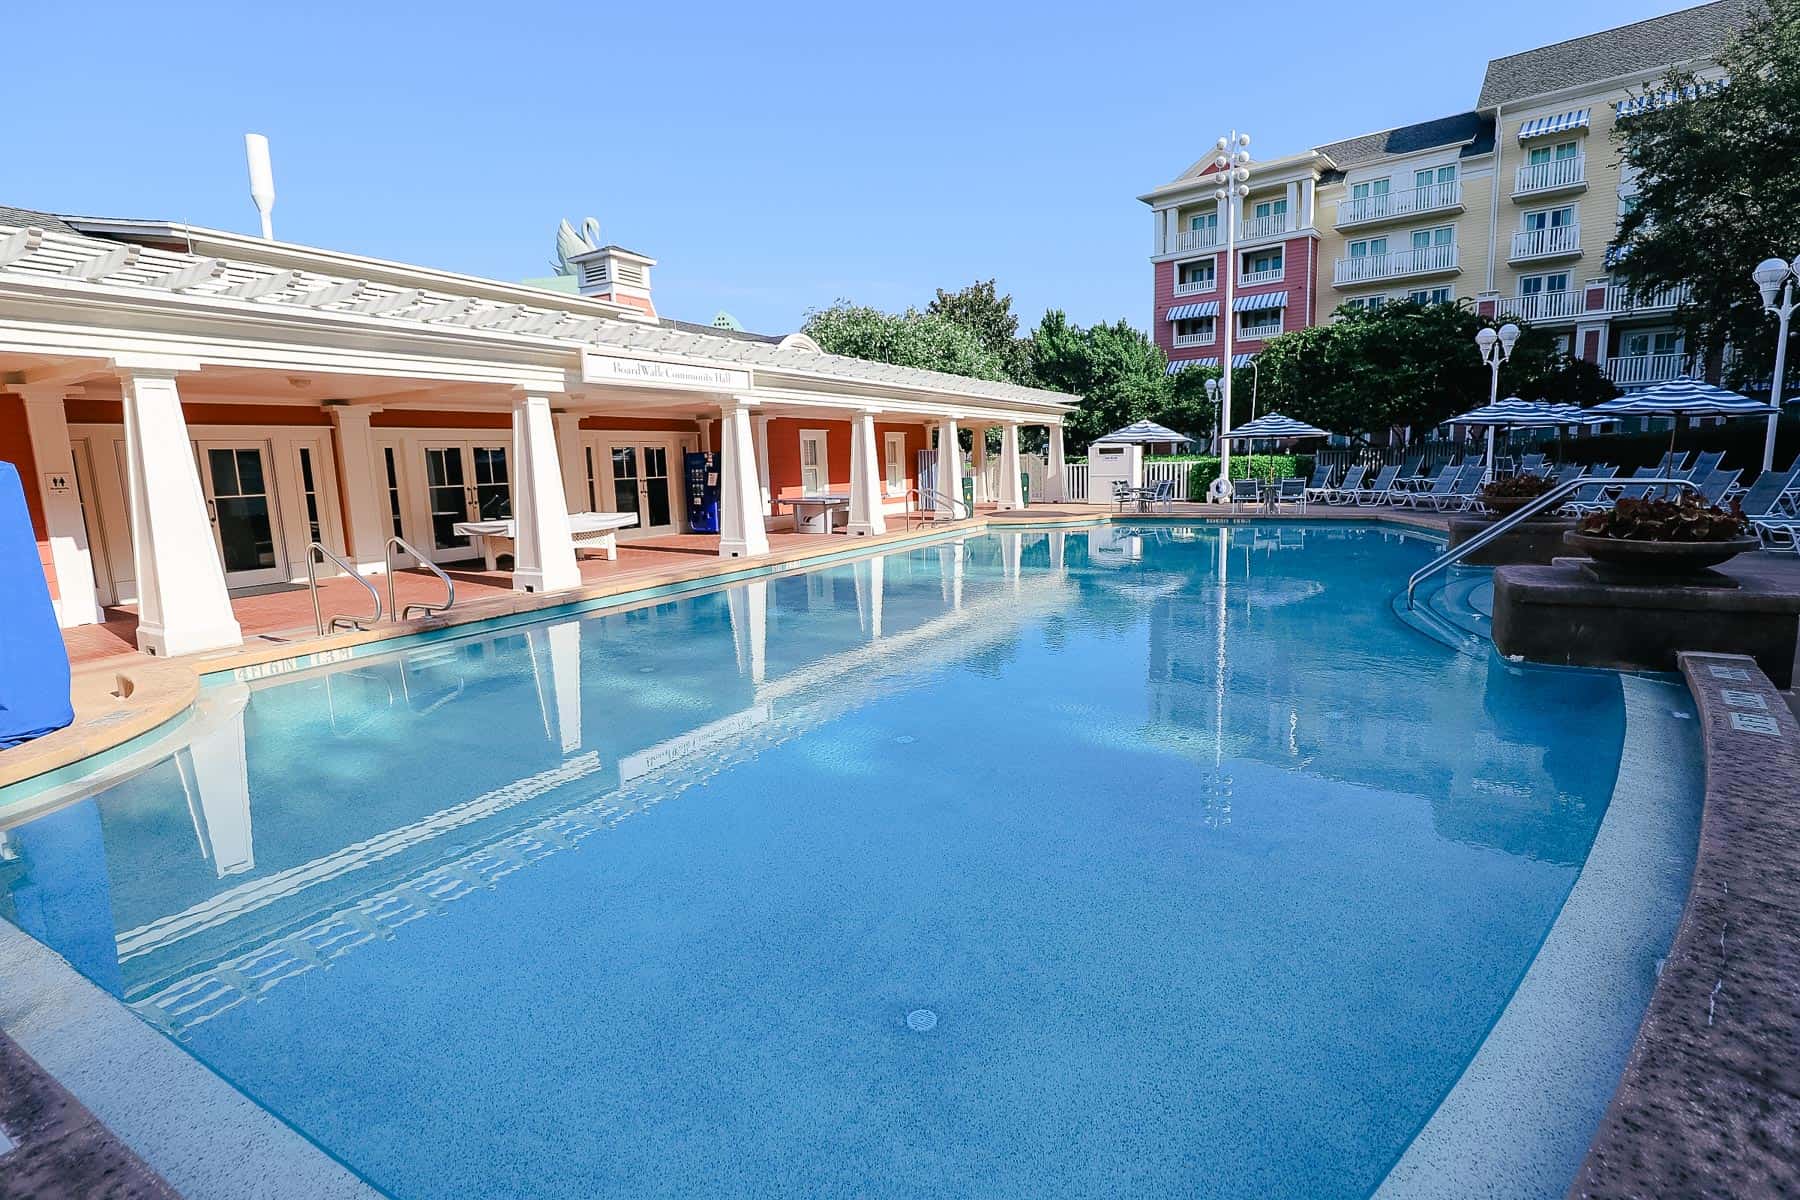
[
  {"xmin": 846, "ymin": 409, "xmax": 886, "ymax": 537},
  {"xmin": 182, "ymin": 681, "xmax": 255, "ymax": 877},
  {"xmin": 18, "ymin": 388, "xmax": 100, "ymax": 626},
  {"xmin": 696, "ymin": 414, "xmax": 714, "ymax": 454},
  {"xmin": 552, "ymin": 411, "xmax": 588, "ymax": 513},
  {"xmin": 1045, "ymin": 423, "xmax": 1067, "ymax": 502},
  {"xmin": 855, "ymin": 555, "xmax": 884, "ymax": 639},
  {"xmin": 509, "ymin": 392, "xmax": 581, "ymax": 594},
  {"xmin": 971, "ymin": 427, "xmax": 990, "ymax": 504},
  {"xmin": 752, "ymin": 414, "xmax": 772, "ymax": 517},
  {"xmin": 118, "ymin": 369, "xmax": 242, "ymax": 656},
  {"xmin": 718, "ymin": 398, "xmax": 769, "ymax": 558},
  {"xmin": 934, "ymin": 418, "xmax": 962, "ymax": 520},
  {"xmin": 728, "ymin": 578, "xmax": 767, "ymax": 684},
  {"xmin": 997, "ymin": 423, "xmax": 1025, "ymax": 510},
  {"xmin": 326, "ymin": 403, "xmax": 387, "ymax": 573}
]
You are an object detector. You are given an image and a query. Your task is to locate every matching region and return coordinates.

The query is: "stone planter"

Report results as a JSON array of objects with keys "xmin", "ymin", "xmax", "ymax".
[
  {"xmin": 1481, "ymin": 494, "xmax": 1554, "ymax": 517},
  {"xmin": 1562, "ymin": 532, "xmax": 1759, "ymax": 576},
  {"xmin": 1447, "ymin": 514, "xmax": 1577, "ymax": 566}
]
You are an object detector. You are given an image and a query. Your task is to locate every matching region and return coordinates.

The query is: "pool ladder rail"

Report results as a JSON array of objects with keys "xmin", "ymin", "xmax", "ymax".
[
  {"xmin": 304, "ymin": 537, "xmax": 458, "ymax": 636},
  {"xmin": 1403, "ymin": 474, "xmax": 1699, "ymax": 610},
  {"xmin": 903, "ymin": 486, "xmax": 971, "ymax": 529}
]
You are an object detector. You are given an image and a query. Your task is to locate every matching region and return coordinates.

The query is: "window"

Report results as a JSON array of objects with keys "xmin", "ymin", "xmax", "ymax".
[
  {"xmin": 884, "ymin": 432, "xmax": 906, "ymax": 496},
  {"xmin": 1253, "ymin": 198, "xmax": 1288, "ymax": 220},
  {"xmin": 1407, "ymin": 287, "xmax": 1453, "ymax": 305},
  {"xmin": 382, "ymin": 446, "xmax": 404, "ymax": 537},
  {"xmin": 1410, "ymin": 226, "xmax": 1454, "ymax": 251},
  {"xmin": 1519, "ymin": 272, "xmax": 1570, "ymax": 297},
  {"xmin": 1621, "ymin": 329, "xmax": 1684, "ymax": 358},
  {"xmin": 1413, "ymin": 164, "xmax": 1456, "ymax": 189},
  {"xmin": 1348, "ymin": 236, "xmax": 1388, "ymax": 258},
  {"xmin": 1341, "ymin": 295, "xmax": 1386, "ymax": 314},
  {"xmin": 1243, "ymin": 247, "xmax": 1282, "ymax": 276},
  {"xmin": 799, "ymin": 430, "xmax": 828, "ymax": 495},
  {"xmin": 296, "ymin": 446, "xmax": 324, "ymax": 544},
  {"xmin": 1173, "ymin": 316, "xmax": 1215, "ymax": 343},
  {"xmin": 1189, "ymin": 211, "xmax": 1218, "ymax": 234},
  {"xmin": 1524, "ymin": 206, "xmax": 1576, "ymax": 231},
  {"xmin": 1177, "ymin": 258, "xmax": 1216, "ymax": 288},
  {"xmin": 1238, "ymin": 308, "xmax": 1284, "ymax": 338},
  {"xmin": 1350, "ymin": 177, "xmax": 1391, "ymax": 201}
]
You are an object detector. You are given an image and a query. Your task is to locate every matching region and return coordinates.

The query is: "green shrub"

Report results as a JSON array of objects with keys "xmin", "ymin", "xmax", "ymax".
[{"xmin": 1184, "ymin": 454, "xmax": 1312, "ymax": 496}]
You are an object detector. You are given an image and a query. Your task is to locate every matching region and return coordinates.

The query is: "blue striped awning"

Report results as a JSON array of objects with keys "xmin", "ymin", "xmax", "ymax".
[
  {"xmin": 1232, "ymin": 291, "xmax": 1287, "ymax": 313},
  {"xmin": 1615, "ymin": 79, "xmax": 1726, "ymax": 119},
  {"xmin": 1165, "ymin": 300, "xmax": 1220, "ymax": 321},
  {"xmin": 1166, "ymin": 357, "xmax": 1218, "ymax": 374},
  {"xmin": 1231, "ymin": 353, "xmax": 1256, "ymax": 368},
  {"xmin": 1517, "ymin": 109, "xmax": 1590, "ymax": 140}
]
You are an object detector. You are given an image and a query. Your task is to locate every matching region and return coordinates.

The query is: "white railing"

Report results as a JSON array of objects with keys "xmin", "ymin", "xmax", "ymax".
[
  {"xmin": 1240, "ymin": 266, "xmax": 1284, "ymax": 286},
  {"xmin": 1173, "ymin": 277, "xmax": 1216, "ymax": 296},
  {"xmin": 1172, "ymin": 329, "xmax": 1216, "ymax": 348},
  {"xmin": 1514, "ymin": 156, "xmax": 1586, "ymax": 195},
  {"xmin": 1064, "ymin": 462, "xmax": 1088, "ymax": 501},
  {"xmin": 1604, "ymin": 280, "xmax": 1690, "ymax": 314},
  {"xmin": 1240, "ymin": 213, "xmax": 1289, "ymax": 241},
  {"xmin": 1333, "ymin": 181, "xmax": 1462, "ymax": 227},
  {"xmin": 1510, "ymin": 224, "xmax": 1581, "ymax": 261},
  {"xmin": 1332, "ymin": 243, "xmax": 1458, "ymax": 285},
  {"xmin": 1168, "ymin": 227, "xmax": 1219, "ymax": 254},
  {"xmin": 1502, "ymin": 289, "xmax": 1581, "ymax": 322},
  {"xmin": 1143, "ymin": 460, "xmax": 1194, "ymax": 499},
  {"xmin": 1605, "ymin": 352, "xmax": 1688, "ymax": 387}
]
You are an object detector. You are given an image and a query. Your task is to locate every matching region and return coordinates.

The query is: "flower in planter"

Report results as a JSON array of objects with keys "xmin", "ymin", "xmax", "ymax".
[
  {"xmin": 1575, "ymin": 492, "xmax": 1750, "ymax": 542},
  {"xmin": 1478, "ymin": 473, "xmax": 1557, "ymax": 503}
]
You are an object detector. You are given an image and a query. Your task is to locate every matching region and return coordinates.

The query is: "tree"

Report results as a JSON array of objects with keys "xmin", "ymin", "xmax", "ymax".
[
  {"xmin": 1610, "ymin": 0, "xmax": 1800, "ymax": 386},
  {"xmin": 1025, "ymin": 311, "xmax": 1209, "ymax": 452},
  {"xmin": 927, "ymin": 280, "xmax": 1030, "ymax": 384},
  {"xmin": 800, "ymin": 301, "xmax": 1009, "ymax": 383}
]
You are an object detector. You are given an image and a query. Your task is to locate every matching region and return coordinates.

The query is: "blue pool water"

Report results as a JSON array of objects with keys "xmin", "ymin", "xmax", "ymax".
[{"xmin": 2, "ymin": 524, "xmax": 1692, "ymax": 1197}]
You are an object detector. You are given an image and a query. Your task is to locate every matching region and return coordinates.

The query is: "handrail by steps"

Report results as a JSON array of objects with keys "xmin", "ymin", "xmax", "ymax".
[
  {"xmin": 306, "ymin": 542, "xmax": 383, "ymax": 634},
  {"xmin": 1404, "ymin": 474, "xmax": 1698, "ymax": 610},
  {"xmin": 384, "ymin": 536, "xmax": 457, "ymax": 621},
  {"xmin": 904, "ymin": 486, "xmax": 970, "ymax": 528}
]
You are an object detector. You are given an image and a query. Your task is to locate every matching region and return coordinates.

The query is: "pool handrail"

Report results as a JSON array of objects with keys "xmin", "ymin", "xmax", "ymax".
[
  {"xmin": 1403, "ymin": 474, "xmax": 1699, "ymax": 610},
  {"xmin": 384, "ymin": 536, "xmax": 457, "ymax": 621},
  {"xmin": 904, "ymin": 486, "xmax": 970, "ymax": 527},
  {"xmin": 306, "ymin": 542, "xmax": 383, "ymax": 634}
]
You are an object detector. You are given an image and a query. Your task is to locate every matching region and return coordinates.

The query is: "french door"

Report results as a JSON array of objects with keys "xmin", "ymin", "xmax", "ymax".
[
  {"xmin": 595, "ymin": 440, "xmax": 678, "ymax": 535},
  {"xmin": 421, "ymin": 442, "xmax": 510, "ymax": 561},
  {"xmin": 195, "ymin": 442, "xmax": 288, "ymax": 587}
]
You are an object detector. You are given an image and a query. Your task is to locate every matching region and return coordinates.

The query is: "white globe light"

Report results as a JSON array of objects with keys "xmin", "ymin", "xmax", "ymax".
[
  {"xmin": 1754, "ymin": 257, "xmax": 1789, "ymax": 287},
  {"xmin": 1216, "ymin": 136, "xmax": 1229, "ymax": 152},
  {"xmin": 1498, "ymin": 323, "xmax": 1521, "ymax": 353},
  {"xmin": 1238, "ymin": 133, "xmax": 1252, "ymax": 149},
  {"xmin": 1237, "ymin": 184, "xmax": 1250, "ymax": 197},
  {"xmin": 1475, "ymin": 327, "xmax": 1498, "ymax": 351}
]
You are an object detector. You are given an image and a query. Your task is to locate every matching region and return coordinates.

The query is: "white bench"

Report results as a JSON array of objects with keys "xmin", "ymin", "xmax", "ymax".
[{"xmin": 451, "ymin": 511, "xmax": 641, "ymax": 570}]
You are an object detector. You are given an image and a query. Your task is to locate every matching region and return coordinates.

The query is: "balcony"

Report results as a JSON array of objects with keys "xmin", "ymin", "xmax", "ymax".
[
  {"xmin": 1239, "ymin": 265, "xmax": 1285, "ymax": 286},
  {"xmin": 1605, "ymin": 352, "xmax": 1689, "ymax": 388},
  {"xmin": 1331, "ymin": 243, "xmax": 1459, "ymax": 287},
  {"xmin": 1239, "ymin": 213, "xmax": 1290, "ymax": 241},
  {"xmin": 1509, "ymin": 224, "xmax": 1581, "ymax": 263},
  {"xmin": 1168, "ymin": 227, "xmax": 1219, "ymax": 254},
  {"xmin": 1334, "ymin": 181, "xmax": 1464, "ymax": 229},
  {"xmin": 1502, "ymin": 290, "xmax": 1582, "ymax": 322},
  {"xmin": 1605, "ymin": 280, "xmax": 1690, "ymax": 315},
  {"xmin": 1513, "ymin": 156, "xmax": 1587, "ymax": 199},
  {"xmin": 1172, "ymin": 328, "xmax": 1217, "ymax": 348},
  {"xmin": 1172, "ymin": 276, "xmax": 1216, "ymax": 297}
]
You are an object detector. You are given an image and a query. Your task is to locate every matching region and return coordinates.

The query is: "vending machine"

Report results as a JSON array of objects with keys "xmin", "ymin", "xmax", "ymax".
[{"xmin": 685, "ymin": 451, "xmax": 720, "ymax": 534}]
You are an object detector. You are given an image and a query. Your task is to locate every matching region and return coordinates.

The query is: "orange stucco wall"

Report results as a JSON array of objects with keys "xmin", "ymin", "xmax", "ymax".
[
  {"xmin": 0, "ymin": 395, "xmax": 55, "ymax": 599},
  {"xmin": 761, "ymin": 418, "xmax": 926, "ymax": 501}
]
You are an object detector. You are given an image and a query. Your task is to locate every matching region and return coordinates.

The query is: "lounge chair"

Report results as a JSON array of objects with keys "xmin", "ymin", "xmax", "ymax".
[
  {"xmin": 1689, "ymin": 451, "xmax": 1725, "ymax": 479},
  {"xmin": 1431, "ymin": 466, "xmax": 1485, "ymax": 512},
  {"xmin": 1397, "ymin": 464, "xmax": 1458, "ymax": 508},
  {"xmin": 1230, "ymin": 478, "xmax": 1261, "ymax": 511},
  {"xmin": 1353, "ymin": 465, "xmax": 1401, "ymax": 506},
  {"xmin": 1560, "ymin": 466, "xmax": 1622, "ymax": 516},
  {"xmin": 1394, "ymin": 455, "xmax": 1427, "ymax": 492},
  {"xmin": 1303, "ymin": 463, "xmax": 1335, "ymax": 503},
  {"xmin": 1321, "ymin": 464, "xmax": 1366, "ymax": 505},
  {"xmin": 1493, "ymin": 455, "xmax": 1517, "ymax": 479},
  {"xmin": 1741, "ymin": 469, "xmax": 1800, "ymax": 552},
  {"xmin": 1694, "ymin": 469, "xmax": 1741, "ymax": 508},
  {"xmin": 1519, "ymin": 453, "xmax": 1547, "ymax": 476}
]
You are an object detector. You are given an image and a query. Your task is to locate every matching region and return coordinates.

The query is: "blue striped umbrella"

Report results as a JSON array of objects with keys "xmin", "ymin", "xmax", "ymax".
[
  {"xmin": 1443, "ymin": 399, "xmax": 1603, "ymax": 428},
  {"xmin": 1590, "ymin": 378, "xmax": 1776, "ymax": 480},
  {"xmin": 1220, "ymin": 413, "xmax": 1329, "ymax": 440}
]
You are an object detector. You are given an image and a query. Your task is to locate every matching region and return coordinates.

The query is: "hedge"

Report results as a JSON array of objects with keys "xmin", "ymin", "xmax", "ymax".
[{"xmin": 1181, "ymin": 454, "xmax": 1313, "ymax": 496}]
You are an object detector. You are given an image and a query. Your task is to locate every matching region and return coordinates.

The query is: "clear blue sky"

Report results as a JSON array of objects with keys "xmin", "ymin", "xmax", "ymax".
[{"xmin": 5, "ymin": 0, "xmax": 1695, "ymax": 336}]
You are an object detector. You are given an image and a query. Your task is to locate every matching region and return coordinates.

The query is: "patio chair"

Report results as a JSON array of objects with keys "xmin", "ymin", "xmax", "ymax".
[
  {"xmin": 1493, "ymin": 455, "xmax": 1517, "ymax": 479},
  {"xmin": 1230, "ymin": 478, "xmax": 1261, "ymax": 511},
  {"xmin": 1303, "ymin": 463, "xmax": 1335, "ymax": 503},
  {"xmin": 1274, "ymin": 477, "xmax": 1307, "ymax": 508},
  {"xmin": 1397, "ymin": 464, "xmax": 1458, "ymax": 509},
  {"xmin": 1518, "ymin": 453, "xmax": 1547, "ymax": 475},
  {"xmin": 1111, "ymin": 480, "xmax": 1148, "ymax": 513},
  {"xmin": 1654, "ymin": 451, "xmax": 1688, "ymax": 475},
  {"xmin": 1431, "ymin": 466, "xmax": 1486, "ymax": 512},
  {"xmin": 1559, "ymin": 465, "xmax": 1622, "ymax": 517},
  {"xmin": 1550, "ymin": 462, "xmax": 1584, "ymax": 486},
  {"xmin": 1395, "ymin": 455, "xmax": 1427, "ymax": 491},
  {"xmin": 1146, "ymin": 478, "xmax": 1175, "ymax": 513},
  {"xmin": 1694, "ymin": 468, "xmax": 1741, "ymax": 508},
  {"xmin": 1353, "ymin": 464, "xmax": 1401, "ymax": 506},
  {"xmin": 1689, "ymin": 451, "xmax": 1725, "ymax": 479},
  {"xmin": 1741, "ymin": 468, "xmax": 1800, "ymax": 552},
  {"xmin": 1321, "ymin": 464, "xmax": 1366, "ymax": 505}
]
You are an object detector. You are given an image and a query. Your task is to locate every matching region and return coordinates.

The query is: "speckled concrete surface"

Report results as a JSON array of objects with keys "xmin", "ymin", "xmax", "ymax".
[{"xmin": 1567, "ymin": 653, "xmax": 1800, "ymax": 1199}]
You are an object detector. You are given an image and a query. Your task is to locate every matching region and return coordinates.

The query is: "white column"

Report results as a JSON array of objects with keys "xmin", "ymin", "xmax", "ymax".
[
  {"xmin": 718, "ymin": 398, "xmax": 769, "ymax": 558},
  {"xmin": 971, "ymin": 428, "xmax": 990, "ymax": 504},
  {"xmin": 696, "ymin": 414, "xmax": 714, "ymax": 454},
  {"xmin": 934, "ymin": 418, "xmax": 962, "ymax": 520},
  {"xmin": 552, "ymin": 411, "xmax": 588, "ymax": 513},
  {"xmin": 326, "ymin": 403, "xmax": 387, "ymax": 573},
  {"xmin": 179, "ymin": 680, "xmax": 253, "ymax": 877},
  {"xmin": 752, "ymin": 415, "xmax": 773, "ymax": 516},
  {"xmin": 1045, "ymin": 423, "xmax": 1067, "ymax": 502},
  {"xmin": 1300, "ymin": 178, "xmax": 1317, "ymax": 230},
  {"xmin": 18, "ymin": 388, "xmax": 99, "ymax": 626},
  {"xmin": 1049, "ymin": 529, "xmax": 1067, "ymax": 571},
  {"xmin": 855, "ymin": 555, "xmax": 884, "ymax": 639},
  {"xmin": 1285, "ymin": 181, "xmax": 1299, "ymax": 232},
  {"xmin": 119, "ymin": 369, "xmax": 242, "ymax": 657},
  {"xmin": 997, "ymin": 422, "xmax": 1025, "ymax": 510},
  {"xmin": 527, "ymin": 619, "xmax": 583, "ymax": 754},
  {"xmin": 728, "ymin": 578, "xmax": 767, "ymax": 684},
  {"xmin": 509, "ymin": 392, "xmax": 581, "ymax": 594},
  {"xmin": 847, "ymin": 409, "xmax": 886, "ymax": 537}
]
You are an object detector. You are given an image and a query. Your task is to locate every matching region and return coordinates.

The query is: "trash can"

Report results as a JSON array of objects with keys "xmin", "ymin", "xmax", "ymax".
[
  {"xmin": 961, "ymin": 476, "xmax": 974, "ymax": 515},
  {"xmin": 1020, "ymin": 472, "xmax": 1031, "ymax": 507}
]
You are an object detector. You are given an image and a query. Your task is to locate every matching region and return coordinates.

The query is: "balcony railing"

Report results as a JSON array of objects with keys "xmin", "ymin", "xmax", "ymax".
[
  {"xmin": 1172, "ymin": 277, "xmax": 1216, "ymax": 296},
  {"xmin": 1168, "ymin": 227, "xmax": 1219, "ymax": 254},
  {"xmin": 1510, "ymin": 224, "xmax": 1581, "ymax": 262},
  {"xmin": 1514, "ymin": 156, "xmax": 1587, "ymax": 196},
  {"xmin": 1239, "ymin": 265, "xmax": 1284, "ymax": 286},
  {"xmin": 1172, "ymin": 329, "xmax": 1217, "ymax": 348},
  {"xmin": 1239, "ymin": 213, "xmax": 1289, "ymax": 241},
  {"xmin": 1605, "ymin": 352, "xmax": 1688, "ymax": 387},
  {"xmin": 1332, "ymin": 243, "xmax": 1458, "ymax": 286},
  {"xmin": 1604, "ymin": 281, "xmax": 1690, "ymax": 314},
  {"xmin": 1333, "ymin": 181, "xmax": 1463, "ymax": 228},
  {"xmin": 1502, "ymin": 290, "xmax": 1581, "ymax": 322}
]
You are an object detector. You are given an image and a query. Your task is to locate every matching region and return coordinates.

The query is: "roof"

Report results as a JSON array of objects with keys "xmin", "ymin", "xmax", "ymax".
[
  {"xmin": 1477, "ymin": 0, "xmax": 1752, "ymax": 108},
  {"xmin": 658, "ymin": 316, "xmax": 780, "ymax": 345},
  {"xmin": 1314, "ymin": 111, "xmax": 1495, "ymax": 174},
  {"xmin": 0, "ymin": 206, "xmax": 77, "ymax": 236}
]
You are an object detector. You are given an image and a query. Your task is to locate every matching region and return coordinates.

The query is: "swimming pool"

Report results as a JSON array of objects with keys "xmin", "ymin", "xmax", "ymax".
[{"xmin": 0, "ymin": 523, "xmax": 1699, "ymax": 1198}]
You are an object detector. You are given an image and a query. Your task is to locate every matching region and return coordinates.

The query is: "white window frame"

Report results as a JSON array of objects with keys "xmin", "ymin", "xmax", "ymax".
[
  {"xmin": 1237, "ymin": 308, "xmax": 1284, "ymax": 338},
  {"xmin": 883, "ymin": 431, "xmax": 906, "ymax": 497},
  {"xmin": 1176, "ymin": 256, "xmax": 1217, "ymax": 289},
  {"xmin": 798, "ymin": 428, "xmax": 829, "ymax": 496}
]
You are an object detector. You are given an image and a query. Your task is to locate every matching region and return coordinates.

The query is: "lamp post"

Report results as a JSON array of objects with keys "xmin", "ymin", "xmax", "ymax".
[
  {"xmin": 1205, "ymin": 375, "xmax": 1220, "ymax": 454},
  {"xmin": 1473, "ymin": 322, "xmax": 1520, "ymax": 480},
  {"xmin": 1206, "ymin": 131, "xmax": 1253, "ymax": 504},
  {"xmin": 1753, "ymin": 255, "xmax": 1800, "ymax": 473}
]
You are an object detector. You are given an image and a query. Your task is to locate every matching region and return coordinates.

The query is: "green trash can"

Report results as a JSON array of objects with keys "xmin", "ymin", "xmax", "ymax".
[
  {"xmin": 961, "ymin": 476, "xmax": 974, "ymax": 515},
  {"xmin": 1020, "ymin": 472, "xmax": 1030, "ymax": 507}
]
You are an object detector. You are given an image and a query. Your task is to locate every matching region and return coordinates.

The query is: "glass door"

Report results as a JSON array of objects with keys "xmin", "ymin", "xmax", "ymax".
[
  {"xmin": 423, "ymin": 445, "xmax": 472, "ymax": 555},
  {"xmin": 196, "ymin": 442, "xmax": 287, "ymax": 587},
  {"xmin": 606, "ymin": 441, "xmax": 678, "ymax": 534},
  {"xmin": 640, "ymin": 445, "xmax": 673, "ymax": 532},
  {"xmin": 470, "ymin": 445, "xmax": 511, "ymax": 521}
]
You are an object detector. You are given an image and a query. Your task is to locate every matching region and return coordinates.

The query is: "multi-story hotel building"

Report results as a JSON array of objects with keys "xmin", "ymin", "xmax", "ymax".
[{"xmin": 1142, "ymin": 0, "xmax": 1751, "ymax": 390}]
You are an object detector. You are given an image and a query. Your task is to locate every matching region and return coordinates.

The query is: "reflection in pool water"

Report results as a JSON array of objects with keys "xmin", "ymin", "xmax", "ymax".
[{"xmin": 0, "ymin": 524, "xmax": 1691, "ymax": 1199}]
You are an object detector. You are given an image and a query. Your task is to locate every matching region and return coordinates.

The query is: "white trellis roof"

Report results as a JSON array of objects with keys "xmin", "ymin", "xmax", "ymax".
[{"xmin": 0, "ymin": 222, "xmax": 1075, "ymax": 411}]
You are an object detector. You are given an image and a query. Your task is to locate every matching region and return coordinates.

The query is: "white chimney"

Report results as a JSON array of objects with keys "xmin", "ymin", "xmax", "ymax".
[{"xmin": 245, "ymin": 133, "xmax": 276, "ymax": 240}]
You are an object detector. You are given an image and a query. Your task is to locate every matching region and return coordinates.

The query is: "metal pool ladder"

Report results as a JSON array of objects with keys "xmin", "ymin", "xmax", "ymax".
[
  {"xmin": 904, "ymin": 486, "xmax": 971, "ymax": 528},
  {"xmin": 306, "ymin": 542, "xmax": 383, "ymax": 634},
  {"xmin": 1403, "ymin": 474, "xmax": 1697, "ymax": 610},
  {"xmin": 384, "ymin": 536, "xmax": 457, "ymax": 621}
]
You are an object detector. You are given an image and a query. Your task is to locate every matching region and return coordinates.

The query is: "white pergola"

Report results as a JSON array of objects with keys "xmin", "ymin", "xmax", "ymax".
[{"xmin": 0, "ymin": 219, "xmax": 1074, "ymax": 657}]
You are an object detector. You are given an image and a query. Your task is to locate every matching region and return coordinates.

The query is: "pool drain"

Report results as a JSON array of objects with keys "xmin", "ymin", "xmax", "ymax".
[
  {"xmin": 906, "ymin": 1008, "xmax": 938, "ymax": 1032},
  {"xmin": 894, "ymin": 735, "xmax": 916, "ymax": 745}
]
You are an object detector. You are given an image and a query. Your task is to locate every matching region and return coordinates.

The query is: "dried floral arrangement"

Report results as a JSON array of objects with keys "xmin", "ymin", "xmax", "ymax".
[{"xmin": 1575, "ymin": 492, "xmax": 1750, "ymax": 542}]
